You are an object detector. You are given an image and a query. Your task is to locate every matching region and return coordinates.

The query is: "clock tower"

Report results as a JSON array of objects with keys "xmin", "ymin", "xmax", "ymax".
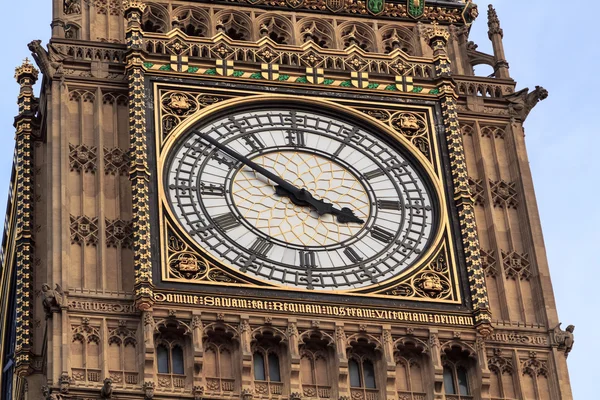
[{"xmin": 0, "ymin": 0, "xmax": 574, "ymax": 399}]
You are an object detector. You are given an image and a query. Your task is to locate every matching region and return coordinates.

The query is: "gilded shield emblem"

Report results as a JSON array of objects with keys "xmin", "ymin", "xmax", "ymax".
[
  {"xmin": 367, "ymin": 0, "xmax": 384, "ymax": 15},
  {"xmin": 286, "ymin": 0, "xmax": 304, "ymax": 8},
  {"xmin": 408, "ymin": 0, "xmax": 425, "ymax": 19},
  {"xmin": 326, "ymin": 0, "xmax": 345, "ymax": 12}
]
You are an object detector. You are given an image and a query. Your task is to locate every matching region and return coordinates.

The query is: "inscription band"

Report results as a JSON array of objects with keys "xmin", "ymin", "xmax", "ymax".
[{"xmin": 153, "ymin": 292, "xmax": 474, "ymax": 327}]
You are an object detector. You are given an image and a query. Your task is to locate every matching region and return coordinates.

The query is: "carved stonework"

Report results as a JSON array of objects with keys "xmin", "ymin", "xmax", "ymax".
[
  {"xmin": 193, "ymin": 386, "xmax": 204, "ymax": 400},
  {"xmin": 106, "ymin": 219, "xmax": 133, "ymax": 248},
  {"xmin": 504, "ymin": 86, "xmax": 548, "ymax": 122},
  {"xmin": 104, "ymin": 147, "xmax": 130, "ymax": 176},
  {"xmin": 59, "ymin": 373, "xmax": 73, "ymax": 393},
  {"xmin": 502, "ymin": 251, "xmax": 531, "ymax": 280},
  {"xmin": 100, "ymin": 378, "xmax": 114, "ymax": 399},
  {"xmin": 42, "ymin": 283, "xmax": 65, "ymax": 316},
  {"xmin": 360, "ymin": 108, "xmax": 432, "ymax": 160},
  {"xmin": 521, "ymin": 352, "xmax": 548, "ymax": 377},
  {"xmin": 480, "ymin": 249, "xmax": 497, "ymax": 277},
  {"xmin": 481, "ymin": 125, "xmax": 505, "ymax": 139},
  {"xmin": 166, "ymin": 223, "xmax": 247, "ymax": 284},
  {"xmin": 487, "ymin": 4, "xmax": 503, "ymax": 38},
  {"xmin": 380, "ymin": 244, "xmax": 455, "ymax": 300},
  {"xmin": 160, "ymin": 90, "xmax": 224, "ymax": 139},
  {"xmin": 142, "ymin": 381, "xmax": 155, "ymax": 399},
  {"xmin": 70, "ymin": 215, "xmax": 99, "ymax": 246},
  {"xmin": 468, "ymin": 177, "xmax": 485, "ymax": 206},
  {"xmin": 69, "ymin": 144, "xmax": 97, "ymax": 173},
  {"xmin": 488, "ymin": 348, "xmax": 513, "ymax": 374},
  {"xmin": 490, "ymin": 179, "xmax": 518, "ymax": 208},
  {"xmin": 552, "ymin": 323, "xmax": 575, "ymax": 357},
  {"xmin": 64, "ymin": 0, "xmax": 81, "ymax": 14}
]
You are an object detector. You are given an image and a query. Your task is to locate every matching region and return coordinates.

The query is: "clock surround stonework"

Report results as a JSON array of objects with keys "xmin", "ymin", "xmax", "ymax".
[{"xmin": 0, "ymin": 0, "xmax": 573, "ymax": 399}]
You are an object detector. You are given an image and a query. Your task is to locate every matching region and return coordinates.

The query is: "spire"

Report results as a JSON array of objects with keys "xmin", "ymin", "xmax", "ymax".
[
  {"xmin": 486, "ymin": 4, "xmax": 509, "ymax": 78},
  {"xmin": 487, "ymin": 4, "xmax": 503, "ymax": 39}
]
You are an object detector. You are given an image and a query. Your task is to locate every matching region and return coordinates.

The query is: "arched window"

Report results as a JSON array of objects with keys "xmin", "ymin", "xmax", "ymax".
[
  {"xmin": 252, "ymin": 331, "xmax": 285, "ymax": 396},
  {"xmin": 298, "ymin": 19, "xmax": 335, "ymax": 49},
  {"xmin": 443, "ymin": 366, "xmax": 456, "ymax": 394},
  {"xmin": 157, "ymin": 344, "xmax": 170, "ymax": 373},
  {"xmin": 107, "ymin": 326, "xmax": 139, "ymax": 386},
  {"xmin": 70, "ymin": 323, "xmax": 102, "ymax": 383},
  {"xmin": 257, "ymin": 15, "xmax": 293, "ymax": 45},
  {"xmin": 253, "ymin": 351, "xmax": 281, "ymax": 382},
  {"xmin": 204, "ymin": 325, "xmax": 238, "ymax": 394},
  {"xmin": 443, "ymin": 365, "xmax": 470, "ymax": 395},
  {"xmin": 156, "ymin": 340, "xmax": 186, "ymax": 388},
  {"xmin": 253, "ymin": 352, "xmax": 266, "ymax": 381},
  {"xmin": 154, "ymin": 319, "xmax": 191, "ymax": 391},
  {"xmin": 299, "ymin": 333, "xmax": 333, "ymax": 399},
  {"xmin": 268, "ymin": 353, "xmax": 281, "ymax": 382},
  {"xmin": 172, "ymin": 345, "xmax": 185, "ymax": 375},
  {"xmin": 395, "ymin": 340, "xmax": 427, "ymax": 398},
  {"xmin": 349, "ymin": 357, "xmax": 376, "ymax": 388},
  {"xmin": 349, "ymin": 359, "xmax": 361, "ymax": 387},
  {"xmin": 442, "ymin": 345, "xmax": 474, "ymax": 399},
  {"xmin": 347, "ymin": 338, "xmax": 380, "ymax": 400}
]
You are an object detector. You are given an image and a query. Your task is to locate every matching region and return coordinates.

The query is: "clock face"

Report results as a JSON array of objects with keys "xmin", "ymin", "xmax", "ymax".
[{"xmin": 164, "ymin": 108, "xmax": 436, "ymax": 291}]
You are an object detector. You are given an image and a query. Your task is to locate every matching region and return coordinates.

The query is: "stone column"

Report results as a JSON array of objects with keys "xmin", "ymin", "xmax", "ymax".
[
  {"xmin": 382, "ymin": 326, "xmax": 397, "ymax": 399},
  {"xmin": 288, "ymin": 320, "xmax": 301, "ymax": 397},
  {"xmin": 487, "ymin": 5, "xmax": 510, "ymax": 78},
  {"xmin": 191, "ymin": 313, "xmax": 204, "ymax": 392},
  {"xmin": 239, "ymin": 316, "xmax": 254, "ymax": 396},
  {"xmin": 335, "ymin": 324, "xmax": 349, "ymax": 398},
  {"xmin": 123, "ymin": 0, "xmax": 154, "ymax": 311},
  {"xmin": 428, "ymin": 330, "xmax": 444, "ymax": 400}
]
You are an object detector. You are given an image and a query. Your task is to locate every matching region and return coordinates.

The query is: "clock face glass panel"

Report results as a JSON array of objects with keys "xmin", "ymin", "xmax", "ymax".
[{"xmin": 164, "ymin": 108, "xmax": 436, "ymax": 291}]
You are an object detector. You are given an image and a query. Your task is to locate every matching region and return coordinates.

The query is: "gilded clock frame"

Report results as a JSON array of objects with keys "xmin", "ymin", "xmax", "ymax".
[{"xmin": 151, "ymin": 82, "xmax": 465, "ymax": 305}]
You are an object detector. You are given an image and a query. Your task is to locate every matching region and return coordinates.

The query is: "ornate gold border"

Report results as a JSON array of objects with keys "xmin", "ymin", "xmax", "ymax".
[{"xmin": 153, "ymin": 88, "xmax": 462, "ymax": 303}]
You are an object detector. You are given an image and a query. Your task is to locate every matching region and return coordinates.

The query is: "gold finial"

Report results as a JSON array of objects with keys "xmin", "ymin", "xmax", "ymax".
[
  {"xmin": 14, "ymin": 57, "xmax": 39, "ymax": 83},
  {"xmin": 419, "ymin": 21, "xmax": 450, "ymax": 45},
  {"xmin": 122, "ymin": 0, "xmax": 146, "ymax": 13}
]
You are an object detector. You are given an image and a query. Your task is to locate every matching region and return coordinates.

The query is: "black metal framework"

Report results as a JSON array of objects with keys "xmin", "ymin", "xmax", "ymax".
[{"xmin": 164, "ymin": 107, "xmax": 437, "ymax": 291}]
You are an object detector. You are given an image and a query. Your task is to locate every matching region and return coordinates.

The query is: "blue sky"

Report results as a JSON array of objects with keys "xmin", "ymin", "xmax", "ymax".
[{"xmin": 1, "ymin": 0, "xmax": 596, "ymax": 397}]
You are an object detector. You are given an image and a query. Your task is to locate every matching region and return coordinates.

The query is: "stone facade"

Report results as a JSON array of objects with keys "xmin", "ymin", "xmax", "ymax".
[{"xmin": 0, "ymin": 0, "xmax": 573, "ymax": 399}]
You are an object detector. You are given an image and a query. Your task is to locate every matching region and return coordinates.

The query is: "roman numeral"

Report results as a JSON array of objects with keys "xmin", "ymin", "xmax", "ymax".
[
  {"xmin": 363, "ymin": 162, "xmax": 409, "ymax": 180},
  {"xmin": 343, "ymin": 247, "xmax": 363, "ymax": 263},
  {"xmin": 211, "ymin": 152, "xmax": 237, "ymax": 168},
  {"xmin": 242, "ymin": 134, "xmax": 265, "ymax": 151},
  {"xmin": 299, "ymin": 250, "xmax": 317, "ymax": 268},
  {"xmin": 333, "ymin": 127, "xmax": 361, "ymax": 157},
  {"xmin": 199, "ymin": 182, "xmax": 225, "ymax": 196},
  {"xmin": 363, "ymin": 168, "xmax": 385, "ymax": 180},
  {"xmin": 371, "ymin": 226, "xmax": 395, "ymax": 243},
  {"xmin": 286, "ymin": 130, "xmax": 305, "ymax": 147},
  {"xmin": 169, "ymin": 182, "xmax": 191, "ymax": 195},
  {"xmin": 249, "ymin": 237, "xmax": 273, "ymax": 257},
  {"xmin": 213, "ymin": 212, "xmax": 240, "ymax": 232},
  {"xmin": 377, "ymin": 200, "xmax": 402, "ymax": 211}
]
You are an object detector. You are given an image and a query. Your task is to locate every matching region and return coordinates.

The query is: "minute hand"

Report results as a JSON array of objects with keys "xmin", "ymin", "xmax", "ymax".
[
  {"xmin": 200, "ymin": 134, "xmax": 364, "ymax": 224},
  {"xmin": 201, "ymin": 133, "xmax": 300, "ymax": 195}
]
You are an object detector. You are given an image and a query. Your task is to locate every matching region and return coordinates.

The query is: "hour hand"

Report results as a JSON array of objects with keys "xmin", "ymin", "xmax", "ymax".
[{"xmin": 275, "ymin": 186, "xmax": 364, "ymax": 224}]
